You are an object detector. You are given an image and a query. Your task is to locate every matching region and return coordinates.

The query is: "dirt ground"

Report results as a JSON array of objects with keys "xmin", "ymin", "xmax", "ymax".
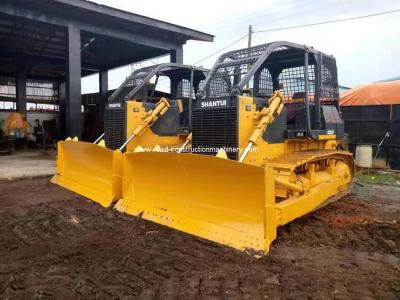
[{"xmin": 0, "ymin": 177, "xmax": 399, "ymax": 299}]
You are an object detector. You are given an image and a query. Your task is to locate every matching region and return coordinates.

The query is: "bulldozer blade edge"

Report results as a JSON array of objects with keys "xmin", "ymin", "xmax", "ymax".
[
  {"xmin": 114, "ymin": 151, "xmax": 352, "ymax": 256},
  {"xmin": 114, "ymin": 152, "xmax": 278, "ymax": 254},
  {"xmin": 52, "ymin": 141, "xmax": 122, "ymax": 207}
]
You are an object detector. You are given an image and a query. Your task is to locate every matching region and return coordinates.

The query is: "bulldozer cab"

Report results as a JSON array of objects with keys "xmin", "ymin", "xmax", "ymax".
[
  {"xmin": 192, "ymin": 41, "xmax": 343, "ymax": 159},
  {"xmin": 105, "ymin": 63, "xmax": 208, "ymax": 150}
]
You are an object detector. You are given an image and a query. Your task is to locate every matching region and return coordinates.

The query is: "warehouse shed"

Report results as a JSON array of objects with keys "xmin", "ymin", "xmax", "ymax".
[
  {"xmin": 0, "ymin": 0, "xmax": 213, "ymax": 139},
  {"xmin": 341, "ymin": 81, "xmax": 400, "ymax": 169}
]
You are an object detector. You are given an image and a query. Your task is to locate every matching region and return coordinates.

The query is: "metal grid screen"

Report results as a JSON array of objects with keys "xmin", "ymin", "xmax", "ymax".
[
  {"xmin": 321, "ymin": 55, "xmax": 339, "ymax": 104},
  {"xmin": 201, "ymin": 43, "xmax": 273, "ymax": 100},
  {"xmin": 109, "ymin": 66, "xmax": 156, "ymax": 103},
  {"xmin": 201, "ymin": 43, "xmax": 323, "ymax": 102},
  {"xmin": 278, "ymin": 65, "xmax": 315, "ymax": 102},
  {"xmin": 257, "ymin": 68, "xmax": 274, "ymax": 97},
  {"xmin": 177, "ymin": 79, "xmax": 192, "ymax": 98},
  {"xmin": 104, "ymin": 105, "xmax": 126, "ymax": 150},
  {"xmin": 192, "ymin": 107, "xmax": 238, "ymax": 159}
]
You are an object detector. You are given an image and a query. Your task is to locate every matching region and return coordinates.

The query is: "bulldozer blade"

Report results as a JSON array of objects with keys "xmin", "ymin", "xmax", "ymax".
[
  {"xmin": 115, "ymin": 152, "xmax": 277, "ymax": 255},
  {"xmin": 51, "ymin": 141, "xmax": 122, "ymax": 207}
]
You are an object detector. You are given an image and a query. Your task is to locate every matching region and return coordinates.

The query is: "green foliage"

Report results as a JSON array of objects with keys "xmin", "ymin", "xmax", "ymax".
[{"xmin": 356, "ymin": 170, "xmax": 400, "ymax": 186}]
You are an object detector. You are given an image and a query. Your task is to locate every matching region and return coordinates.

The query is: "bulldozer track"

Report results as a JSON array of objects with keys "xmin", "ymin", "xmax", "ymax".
[
  {"xmin": 0, "ymin": 178, "xmax": 398, "ymax": 299},
  {"xmin": 270, "ymin": 149, "xmax": 353, "ymax": 174}
]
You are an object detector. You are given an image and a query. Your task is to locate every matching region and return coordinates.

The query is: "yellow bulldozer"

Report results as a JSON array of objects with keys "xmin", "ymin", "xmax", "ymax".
[
  {"xmin": 52, "ymin": 63, "xmax": 208, "ymax": 207},
  {"xmin": 113, "ymin": 41, "xmax": 353, "ymax": 256},
  {"xmin": 115, "ymin": 42, "xmax": 353, "ymax": 256}
]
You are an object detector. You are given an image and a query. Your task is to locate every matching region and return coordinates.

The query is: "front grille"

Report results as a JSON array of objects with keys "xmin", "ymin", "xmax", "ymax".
[
  {"xmin": 192, "ymin": 107, "xmax": 238, "ymax": 160},
  {"xmin": 104, "ymin": 105, "xmax": 126, "ymax": 150}
]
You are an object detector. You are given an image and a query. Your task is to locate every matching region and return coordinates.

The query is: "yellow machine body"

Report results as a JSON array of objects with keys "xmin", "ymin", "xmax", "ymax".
[
  {"xmin": 125, "ymin": 100, "xmax": 186, "ymax": 152},
  {"xmin": 115, "ymin": 93, "xmax": 353, "ymax": 255},
  {"xmin": 52, "ymin": 99, "xmax": 187, "ymax": 207},
  {"xmin": 52, "ymin": 46, "xmax": 353, "ymax": 256}
]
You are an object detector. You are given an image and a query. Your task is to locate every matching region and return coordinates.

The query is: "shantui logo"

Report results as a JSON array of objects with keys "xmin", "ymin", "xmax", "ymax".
[
  {"xmin": 201, "ymin": 100, "xmax": 227, "ymax": 108},
  {"xmin": 109, "ymin": 103, "xmax": 121, "ymax": 108}
]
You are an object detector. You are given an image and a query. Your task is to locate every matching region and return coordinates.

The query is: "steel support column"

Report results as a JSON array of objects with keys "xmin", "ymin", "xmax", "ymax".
[
  {"xmin": 98, "ymin": 69, "xmax": 108, "ymax": 130},
  {"xmin": 16, "ymin": 64, "xmax": 27, "ymax": 115},
  {"xmin": 170, "ymin": 45, "xmax": 183, "ymax": 63},
  {"xmin": 66, "ymin": 25, "xmax": 82, "ymax": 138},
  {"xmin": 58, "ymin": 81, "xmax": 66, "ymax": 139}
]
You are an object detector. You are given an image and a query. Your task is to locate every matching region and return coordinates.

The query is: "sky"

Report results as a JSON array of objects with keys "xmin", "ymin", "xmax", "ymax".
[{"xmin": 82, "ymin": 0, "xmax": 400, "ymax": 94}]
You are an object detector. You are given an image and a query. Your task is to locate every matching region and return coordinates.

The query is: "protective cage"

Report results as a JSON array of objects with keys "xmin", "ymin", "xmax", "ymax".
[
  {"xmin": 192, "ymin": 41, "xmax": 340, "ymax": 157},
  {"xmin": 105, "ymin": 63, "xmax": 207, "ymax": 150}
]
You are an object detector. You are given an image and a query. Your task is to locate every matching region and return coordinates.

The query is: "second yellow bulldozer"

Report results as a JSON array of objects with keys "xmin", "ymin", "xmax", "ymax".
[
  {"xmin": 114, "ymin": 41, "xmax": 353, "ymax": 256},
  {"xmin": 52, "ymin": 63, "xmax": 207, "ymax": 207}
]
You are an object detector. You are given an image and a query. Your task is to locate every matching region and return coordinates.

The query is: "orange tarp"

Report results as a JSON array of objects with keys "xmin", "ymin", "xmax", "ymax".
[{"xmin": 340, "ymin": 81, "xmax": 400, "ymax": 106}]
